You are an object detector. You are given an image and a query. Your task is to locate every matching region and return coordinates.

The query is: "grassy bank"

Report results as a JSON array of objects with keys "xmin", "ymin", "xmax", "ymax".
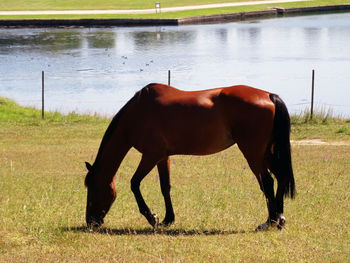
[
  {"xmin": 1, "ymin": 0, "xmax": 350, "ymax": 20},
  {"xmin": 1, "ymin": 98, "xmax": 350, "ymax": 262},
  {"xmin": 290, "ymin": 108, "xmax": 350, "ymax": 141},
  {"xmin": 0, "ymin": 0, "xmax": 266, "ymax": 11}
]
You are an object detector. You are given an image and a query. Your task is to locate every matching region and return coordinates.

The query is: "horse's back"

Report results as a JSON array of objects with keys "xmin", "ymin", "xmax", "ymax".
[
  {"xmin": 139, "ymin": 83, "xmax": 222, "ymax": 108},
  {"xmin": 137, "ymin": 83, "xmax": 275, "ymax": 126},
  {"xmin": 138, "ymin": 83, "xmax": 273, "ymax": 109},
  {"xmin": 127, "ymin": 84, "xmax": 275, "ymax": 155}
]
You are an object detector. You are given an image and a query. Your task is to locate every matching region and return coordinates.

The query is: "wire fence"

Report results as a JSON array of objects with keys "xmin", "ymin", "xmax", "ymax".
[{"xmin": 5, "ymin": 69, "xmax": 350, "ymax": 118}]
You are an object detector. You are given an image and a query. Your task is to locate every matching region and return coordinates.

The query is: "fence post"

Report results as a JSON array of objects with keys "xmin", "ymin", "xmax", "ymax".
[
  {"xmin": 168, "ymin": 70, "xmax": 171, "ymax": 85},
  {"xmin": 310, "ymin": 69, "xmax": 315, "ymax": 120},
  {"xmin": 42, "ymin": 71, "xmax": 44, "ymax": 120}
]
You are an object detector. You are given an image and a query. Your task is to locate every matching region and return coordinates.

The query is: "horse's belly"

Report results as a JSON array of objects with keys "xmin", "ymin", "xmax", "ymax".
[{"xmin": 168, "ymin": 131, "xmax": 235, "ymax": 156}]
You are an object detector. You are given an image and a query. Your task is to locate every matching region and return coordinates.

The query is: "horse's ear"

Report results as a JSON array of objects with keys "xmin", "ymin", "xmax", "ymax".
[{"xmin": 85, "ymin": 162, "xmax": 93, "ymax": 171}]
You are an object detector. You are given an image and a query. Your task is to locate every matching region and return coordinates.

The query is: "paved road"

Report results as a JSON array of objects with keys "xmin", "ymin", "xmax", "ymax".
[{"xmin": 0, "ymin": 0, "xmax": 310, "ymax": 15}]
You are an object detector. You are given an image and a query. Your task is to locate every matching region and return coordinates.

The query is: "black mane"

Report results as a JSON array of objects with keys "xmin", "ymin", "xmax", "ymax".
[{"xmin": 92, "ymin": 87, "xmax": 148, "ymax": 167}]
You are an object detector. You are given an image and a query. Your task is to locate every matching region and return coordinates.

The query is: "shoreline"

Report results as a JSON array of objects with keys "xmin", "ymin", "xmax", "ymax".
[{"xmin": 0, "ymin": 4, "xmax": 349, "ymax": 27}]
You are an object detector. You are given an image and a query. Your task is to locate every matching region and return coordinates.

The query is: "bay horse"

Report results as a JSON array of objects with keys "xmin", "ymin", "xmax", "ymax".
[{"xmin": 84, "ymin": 83, "xmax": 295, "ymax": 231}]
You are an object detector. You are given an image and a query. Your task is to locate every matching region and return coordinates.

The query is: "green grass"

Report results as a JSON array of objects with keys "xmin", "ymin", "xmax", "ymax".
[
  {"xmin": 0, "ymin": 0, "xmax": 328, "ymax": 11},
  {"xmin": 0, "ymin": 0, "xmax": 350, "ymax": 19},
  {"xmin": 0, "ymin": 97, "xmax": 107, "ymax": 126},
  {"xmin": 290, "ymin": 107, "xmax": 350, "ymax": 141},
  {"xmin": 1, "ymin": 98, "xmax": 350, "ymax": 262}
]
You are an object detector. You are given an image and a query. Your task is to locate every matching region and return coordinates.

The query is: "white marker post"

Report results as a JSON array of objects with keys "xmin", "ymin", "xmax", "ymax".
[{"xmin": 155, "ymin": 2, "xmax": 161, "ymax": 13}]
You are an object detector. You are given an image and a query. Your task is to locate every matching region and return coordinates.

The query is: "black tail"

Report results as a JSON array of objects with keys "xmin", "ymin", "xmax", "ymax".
[{"xmin": 269, "ymin": 94, "xmax": 295, "ymax": 199}]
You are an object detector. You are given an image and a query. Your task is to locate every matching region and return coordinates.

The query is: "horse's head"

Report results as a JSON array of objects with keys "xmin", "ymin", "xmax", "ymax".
[{"xmin": 84, "ymin": 162, "xmax": 116, "ymax": 229}]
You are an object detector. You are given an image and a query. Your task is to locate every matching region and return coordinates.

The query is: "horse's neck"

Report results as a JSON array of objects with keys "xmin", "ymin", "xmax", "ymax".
[
  {"xmin": 93, "ymin": 94, "xmax": 136, "ymax": 183},
  {"xmin": 94, "ymin": 127, "xmax": 131, "ymax": 184}
]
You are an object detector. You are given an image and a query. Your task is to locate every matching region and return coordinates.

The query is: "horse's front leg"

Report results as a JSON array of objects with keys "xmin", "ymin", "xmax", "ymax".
[
  {"xmin": 131, "ymin": 154, "xmax": 161, "ymax": 228},
  {"xmin": 157, "ymin": 157, "xmax": 175, "ymax": 226}
]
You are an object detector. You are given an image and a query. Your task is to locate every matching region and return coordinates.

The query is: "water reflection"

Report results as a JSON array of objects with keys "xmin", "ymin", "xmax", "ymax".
[
  {"xmin": 0, "ymin": 12, "xmax": 350, "ymax": 116},
  {"xmin": 213, "ymin": 29, "xmax": 228, "ymax": 47},
  {"xmin": 86, "ymin": 31, "xmax": 116, "ymax": 49},
  {"xmin": 131, "ymin": 30, "xmax": 196, "ymax": 50},
  {"xmin": 237, "ymin": 27, "xmax": 261, "ymax": 44},
  {"xmin": 0, "ymin": 31, "xmax": 84, "ymax": 52}
]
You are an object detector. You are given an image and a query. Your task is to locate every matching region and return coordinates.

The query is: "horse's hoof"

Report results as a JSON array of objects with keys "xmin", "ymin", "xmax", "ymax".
[
  {"xmin": 277, "ymin": 216, "xmax": 286, "ymax": 230},
  {"xmin": 256, "ymin": 221, "xmax": 270, "ymax": 232},
  {"xmin": 160, "ymin": 220, "xmax": 174, "ymax": 227},
  {"xmin": 160, "ymin": 215, "xmax": 175, "ymax": 227},
  {"xmin": 151, "ymin": 214, "xmax": 159, "ymax": 228}
]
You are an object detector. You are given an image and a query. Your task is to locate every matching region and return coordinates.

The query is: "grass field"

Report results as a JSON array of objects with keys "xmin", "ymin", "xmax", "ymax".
[
  {"xmin": 0, "ymin": 0, "xmax": 318, "ymax": 11},
  {"xmin": 0, "ymin": 97, "xmax": 350, "ymax": 262},
  {"xmin": 1, "ymin": 0, "xmax": 350, "ymax": 19}
]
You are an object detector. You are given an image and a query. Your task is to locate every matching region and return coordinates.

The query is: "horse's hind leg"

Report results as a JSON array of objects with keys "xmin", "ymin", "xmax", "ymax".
[
  {"xmin": 275, "ymin": 185, "xmax": 286, "ymax": 229},
  {"xmin": 255, "ymin": 169, "xmax": 278, "ymax": 231},
  {"xmin": 272, "ymin": 171, "xmax": 288, "ymax": 229},
  {"xmin": 238, "ymin": 144, "xmax": 277, "ymax": 230},
  {"xmin": 267, "ymin": 154, "xmax": 291, "ymax": 229},
  {"xmin": 131, "ymin": 154, "xmax": 161, "ymax": 228},
  {"xmin": 157, "ymin": 157, "xmax": 175, "ymax": 226}
]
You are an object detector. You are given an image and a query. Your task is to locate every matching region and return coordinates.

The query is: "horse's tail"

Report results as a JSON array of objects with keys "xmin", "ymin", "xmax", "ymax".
[{"xmin": 269, "ymin": 94, "xmax": 295, "ymax": 199}]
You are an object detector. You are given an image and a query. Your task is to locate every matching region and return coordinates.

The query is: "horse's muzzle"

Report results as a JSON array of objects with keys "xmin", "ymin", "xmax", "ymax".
[{"xmin": 86, "ymin": 213, "xmax": 104, "ymax": 228}]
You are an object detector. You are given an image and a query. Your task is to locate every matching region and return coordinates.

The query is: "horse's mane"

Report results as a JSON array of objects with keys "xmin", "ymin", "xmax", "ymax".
[
  {"xmin": 85, "ymin": 101, "xmax": 130, "ymax": 187},
  {"xmin": 93, "ymin": 87, "xmax": 150, "ymax": 166},
  {"xmin": 85, "ymin": 86, "xmax": 152, "ymax": 187}
]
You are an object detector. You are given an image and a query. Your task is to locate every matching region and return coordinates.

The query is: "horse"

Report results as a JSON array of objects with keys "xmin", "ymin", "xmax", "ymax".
[{"xmin": 84, "ymin": 83, "xmax": 295, "ymax": 231}]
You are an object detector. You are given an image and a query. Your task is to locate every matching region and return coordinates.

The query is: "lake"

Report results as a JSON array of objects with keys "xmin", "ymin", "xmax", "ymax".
[{"xmin": 1, "ymin": 12, "xmax": 350, "ymax": 117}]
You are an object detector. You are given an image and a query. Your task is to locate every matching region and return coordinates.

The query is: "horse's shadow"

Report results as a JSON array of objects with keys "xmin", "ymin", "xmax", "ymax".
[{"xmin": 63, "ymin": 226, "xmax": 248, "ymax": 236}]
